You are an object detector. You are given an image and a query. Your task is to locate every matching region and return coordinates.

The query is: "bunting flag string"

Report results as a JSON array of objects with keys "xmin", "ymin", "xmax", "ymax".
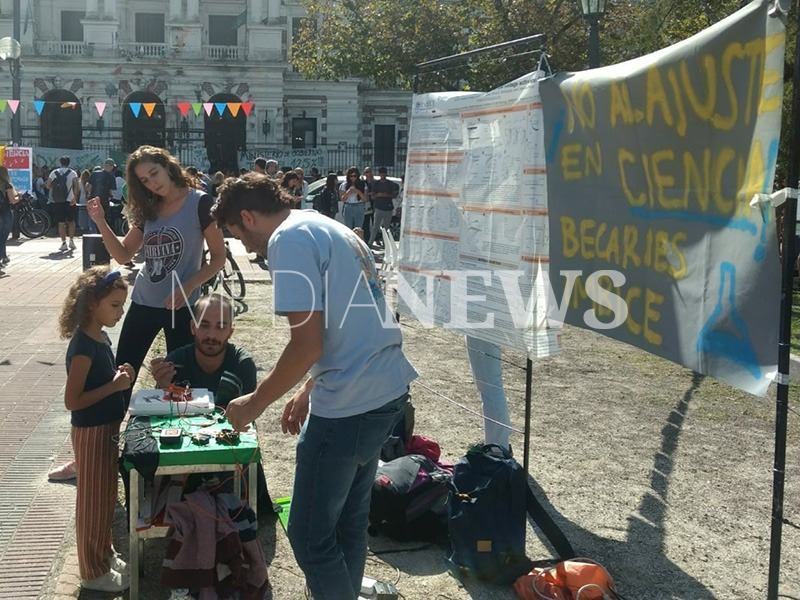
[{"xmin": 0, "ymin": 99, "xmax": 259, "ymax": 117}]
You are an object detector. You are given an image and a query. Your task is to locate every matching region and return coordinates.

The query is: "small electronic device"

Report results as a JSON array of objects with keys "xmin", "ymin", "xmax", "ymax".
[
  {"xmin": 373, "ymin": 581, "xmax": 398, "ymax": 600},
  {"xmin": 160, "ymin": 428, "xmax": 183, "ymax": 445}
]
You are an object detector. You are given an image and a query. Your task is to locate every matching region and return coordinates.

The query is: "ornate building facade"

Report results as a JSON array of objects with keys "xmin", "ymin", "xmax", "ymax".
[{"xmin": 0, "ymin": 0, "xmax": 410, "ymax": 174}]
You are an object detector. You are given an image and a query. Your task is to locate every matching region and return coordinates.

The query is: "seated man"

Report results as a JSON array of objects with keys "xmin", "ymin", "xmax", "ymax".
[
  {"xmin": 151, "ymin": 294, "xmax": 256, "ymax": 407},
  {"xmin": 150, "ymin": 294, "xmax": 272, "ymax": 515}
]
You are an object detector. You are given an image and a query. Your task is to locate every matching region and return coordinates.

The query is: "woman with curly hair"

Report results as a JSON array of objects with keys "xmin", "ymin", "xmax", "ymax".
[{"xmin": 86, "ymin": 145, "xmax": 225, "ymax": 402}]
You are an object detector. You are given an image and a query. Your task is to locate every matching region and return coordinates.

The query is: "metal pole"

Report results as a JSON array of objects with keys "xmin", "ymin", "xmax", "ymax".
[
  {"xmin": 767, "ymin": 3, "xmax": 800, "ymax": 597},
  {"xmin": 523, "ymin": 358, "xmax": 532, "ymax": 473},
  {"xmin": 11, "ymin": 0, "xmax": 21, "ymax": 145},
  {"xmin": 588, "ymin": 15, "xmax": 600, "ymax": 69}
]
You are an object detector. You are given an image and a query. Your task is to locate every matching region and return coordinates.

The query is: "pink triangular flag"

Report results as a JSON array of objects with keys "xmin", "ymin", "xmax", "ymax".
[
  {"xmin": 8, "ymin": 100, "xmax": 19, "ymax": 114},
  {"xmin": 203, "ymin": 103, "xmax": 213, "ymax": 116},
  {"xmin": 95, "ymin": 101, "xmax": 106, "ymax": 117}
]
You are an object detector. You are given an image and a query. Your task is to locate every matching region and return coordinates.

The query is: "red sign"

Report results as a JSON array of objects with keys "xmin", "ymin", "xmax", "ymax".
[{"xmin": 4, "ymin": 148, "xmax": 31, "ymax": 170}]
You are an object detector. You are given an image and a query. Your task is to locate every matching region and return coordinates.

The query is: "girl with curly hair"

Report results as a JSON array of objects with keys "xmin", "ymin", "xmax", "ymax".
[
  {"xmin": 57, "ymin": 267, "xmax": 133, "ymax": 592},
  {"xmin": 85, "ymin": 146, "xmax": 225, "ymax": 403}
]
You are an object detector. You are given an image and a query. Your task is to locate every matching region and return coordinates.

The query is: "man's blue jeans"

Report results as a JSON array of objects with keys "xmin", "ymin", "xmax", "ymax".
[
  {"xmin": 341, "ymin": 202, "xmax": 365, "ymax": 230},
  {"xmin": 466, "ymin": 335, "xmax": 511, "ymax": 449},
  {"xmin": 288, "ymin": 392, "xmax": 408, "ymax": 600}
]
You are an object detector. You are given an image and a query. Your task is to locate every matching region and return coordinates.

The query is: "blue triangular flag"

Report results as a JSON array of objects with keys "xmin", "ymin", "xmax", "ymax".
[
  {"xmin": 33, "ymin": 100, "xmax": 45, "ymax": 115},
  {"xmin": 215, "ymin": 102, "xmax": 227, "ymax": 116},
  {"xmin": 129, "ymin": 102, "xmax": 142, "ymax": 117}
]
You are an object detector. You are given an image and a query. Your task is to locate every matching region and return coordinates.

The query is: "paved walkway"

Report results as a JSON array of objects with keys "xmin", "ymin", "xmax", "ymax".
[{"xmin": 0, "ymin": 235, "xmax": 267, "ymax": 600}]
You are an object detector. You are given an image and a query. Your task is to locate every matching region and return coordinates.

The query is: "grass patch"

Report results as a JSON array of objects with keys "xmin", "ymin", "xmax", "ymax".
[{"xmin": 792, "ymin": 289, "xmax": 800, "ymax": 351}]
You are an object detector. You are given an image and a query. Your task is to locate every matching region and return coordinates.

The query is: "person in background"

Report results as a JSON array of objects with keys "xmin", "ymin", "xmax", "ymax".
[
  {"xmin": 110, "ymin": 169, "xmax": 125, "ymax": 203},
  {"xmin": 0, "ymin": 165, "xmax": 19, "ymax": 266},
  {"xmin": 34, "ymin": 166, "xmax": 48, "ymax": 209},
  {"xmin": 309, "ymin": 167, "xmax": 321, "ymax": 183},
  {"xmin": 294, "ymin": 167, "xmax": 309, "ymax": 201},
  {"xmin": 265, "ymin": 160, "xmax": 278, "ymax": 178},
  {"xmin": 58, "ymin": 267, "xmax": 133, "ymax": 592},
  {"xmin": 77, "ymin": 170, "xmax": 91, "ymax": 205},
  {"xmin": 313, "ymin": 173, "xmax": 339, "ymax": 219},
  {"xmin": 253, "ymin": 157, "xmax": 267, "ymax": 175},
  {"xmin": 367, "ymin": 167, "xmax": 397, "ymax": 249},
  {"xmin": 210, "ymin": 173, "xmax": 417, "ymax": 600},
  {"xmin": 86, "ymin": 159, "xmax": 117, "ymax": 224},
  {"xmin": 339, "ymin": 167, "xmax": 367, "ymax": 230},
  {"xmin": 465, "ymin": 335, "xmax": 511, "ymax": 451},
  {"xmin": 280, "ymin": 172, "xmax": 302, "ymax": 208},
  {"xmin": 210, "ymin": 171, "xmax": 225, "ymax": 199},
  {"xmin": 361, "ymin": 166, "xmax": 375, "ymax": 243},
  {"xmin": 46, "ymin": 155, "xmax": 79, "ymax": 252}
]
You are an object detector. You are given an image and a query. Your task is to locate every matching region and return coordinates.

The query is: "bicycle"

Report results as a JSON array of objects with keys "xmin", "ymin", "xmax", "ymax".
[
  {"xmin": 201, "ymin": 240, "xmax": 246, "ymax": 301},
  {"xmin": 13, "ymin": 192, "xmax": 52, "ymax": 239}
]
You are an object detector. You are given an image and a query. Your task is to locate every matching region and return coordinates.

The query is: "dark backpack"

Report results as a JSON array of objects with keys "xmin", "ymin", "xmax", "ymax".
[
  {"xmin": 369, "ymin": 454, "xmax": 451, "ymax": 542},
  {"xmin": 447, "ymin": 445, "xmax": 533, "ymax": 584},
  {"xmin": 51, "ymin": 169, "xmax": 70, "ymax": 202}
]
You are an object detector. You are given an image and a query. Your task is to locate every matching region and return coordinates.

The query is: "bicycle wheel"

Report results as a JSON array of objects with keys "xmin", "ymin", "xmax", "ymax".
[
  {"xmin": 221, "ymin": 254, "xmax": 246, "ymax": 300},
  {"xmin": 19, "ymin": 209, "xmax": 50, "ymax": 239}
]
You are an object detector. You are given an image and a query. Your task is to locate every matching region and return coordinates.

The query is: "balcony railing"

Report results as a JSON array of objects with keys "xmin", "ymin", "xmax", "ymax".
[
  {"xmin": 203, "ymin": 45, "xmax": 243, "ymax": 60},
  {"xmin": 117, "ymin": 42, "xmax": 168, "ymax": 58},
  {"xmin": 35, "ymin": 41, "xmax": 86, "ymax": 56}
]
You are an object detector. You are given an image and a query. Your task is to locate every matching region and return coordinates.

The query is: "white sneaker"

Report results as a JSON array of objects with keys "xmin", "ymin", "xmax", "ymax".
[
  {"xmin": 110, "ymin": 553, "xmax": 129, "ymax": 575},
  {"xmin": 81, "ymin": 568, "xmax": 130, "ymax": 592},
  {"xmin": 59, "ymin": 241, "xmax": 68, "ymax": 251},
  {"xmin": 68, "ymin": 239, "xmax": 76, "ymax": 250}
]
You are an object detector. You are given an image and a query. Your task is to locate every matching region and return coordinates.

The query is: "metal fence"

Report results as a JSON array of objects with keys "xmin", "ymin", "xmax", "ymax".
[{"xmin": 19, "ymin": 126, "xmax": 407, "ymax": 177}]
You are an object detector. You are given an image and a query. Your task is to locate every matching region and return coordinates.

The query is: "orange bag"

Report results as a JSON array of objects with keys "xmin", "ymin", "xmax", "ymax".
[{"xmin": 513, "ymin": 558, "xmax": 617, "ymax": 600}]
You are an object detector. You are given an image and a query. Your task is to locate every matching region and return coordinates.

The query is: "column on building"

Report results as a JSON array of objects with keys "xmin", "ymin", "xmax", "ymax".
[
  {"xmin": 187, "ymin": 0, "xmax": 200, "ymax": 20},
  {"xmin": 169, "ymin": 0, "xmax": 181, "ymax": 20},
  {"xmin": 104, "ymin": 0, "xmax": 116, "ymax": 17},
  {"xmin": 248, "ymin": 0, "xmax": 263, "ymax": 23},
  {"xmin": 267, "ymin": 0, "xmax": 280, "ymax": 22},
  {"xmin": 85, "ymin": 0, "xmax": 98, "ymax": 16}
]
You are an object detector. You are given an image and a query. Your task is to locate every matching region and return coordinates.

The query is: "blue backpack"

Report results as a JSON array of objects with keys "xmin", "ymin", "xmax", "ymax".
[
  {"xmin": 447, "ymin": 445, "xmax": 576, "ymax": 584},
  {"xmin": 447, "ymin": 445, "xmax": 533, "ymax": 583}
]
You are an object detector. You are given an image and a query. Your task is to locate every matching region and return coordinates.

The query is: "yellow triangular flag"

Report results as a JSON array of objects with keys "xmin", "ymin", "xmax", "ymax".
[
  {"xmin": 228, "ymin": 102, "xmax": 241, "ymax": 117},
  {"xmin": 142, "ymin": 103, "xmax": 156, "ymax": 117}
]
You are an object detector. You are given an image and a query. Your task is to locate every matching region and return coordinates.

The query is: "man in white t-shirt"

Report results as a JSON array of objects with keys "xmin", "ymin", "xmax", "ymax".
[
  {"xmin": 45, "ymin": 155, "xmax": 79, "ymax": 251},
  {"xmin": 211, "ymin": 173, "xmax": 418, "ymax": 600}
]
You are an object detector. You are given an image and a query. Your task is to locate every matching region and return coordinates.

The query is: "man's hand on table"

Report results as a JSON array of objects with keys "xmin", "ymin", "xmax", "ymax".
[{"xmin": 225, "ymin": 393, "xmax": 262, "ymax": 432}]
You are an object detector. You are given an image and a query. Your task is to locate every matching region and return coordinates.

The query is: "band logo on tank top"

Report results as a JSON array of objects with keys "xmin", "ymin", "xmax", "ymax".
[{"xmin": 143, "ymin": 226, "xmax": 184, "ymax": 283}]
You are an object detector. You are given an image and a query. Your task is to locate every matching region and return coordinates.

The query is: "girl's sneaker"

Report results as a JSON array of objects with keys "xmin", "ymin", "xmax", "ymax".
[
  {"xmin": 110, "ymin": 553, "xmax": 129, "ymax": 575},
  {"xmin": 81, "ymin": 568, "xmax": 130, "ymax": 592}
]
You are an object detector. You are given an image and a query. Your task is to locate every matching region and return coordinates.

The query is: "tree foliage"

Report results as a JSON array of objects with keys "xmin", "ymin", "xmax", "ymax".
[{"xmin": 293, "ymin": 0, "xmax": 797, "ymax": 174}]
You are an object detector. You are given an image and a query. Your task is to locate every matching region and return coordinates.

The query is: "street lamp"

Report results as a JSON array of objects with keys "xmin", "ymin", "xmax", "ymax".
[
  {"xmin": 0, "ymin": 35, "xmax": 21, "ymax": 145},
  {"xmin": 579, "ymin": 0, "xmax": 606, "ymax": 69}
]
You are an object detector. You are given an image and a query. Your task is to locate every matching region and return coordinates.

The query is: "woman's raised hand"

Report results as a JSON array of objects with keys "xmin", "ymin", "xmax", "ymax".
[{"xmin": 86, "ymin": 197, "xmax": 106, "ymax": 224}]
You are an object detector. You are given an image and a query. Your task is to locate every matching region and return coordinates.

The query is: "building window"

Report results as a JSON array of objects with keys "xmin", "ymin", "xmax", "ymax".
[
  {"xmin": 208, "ymin": 15, "xmax": 238, "ymax": 46},
  {"xmin": 292, "ymin": 118, "xmax": 317, "ymax": 149},
  {"xmin": 374, "ymin": 124, "xmax": 396, "ymax": 167},
  {"xmin": 135, "ymin": 13, "xmax": 165, "ymax": 44},
  {"xmin": 61, "ymin": 11, "xmax": 84, "ymax": 42},
  {"xmin": 40, "ymin": 90, "xmax": 83, "ymax": 149}
]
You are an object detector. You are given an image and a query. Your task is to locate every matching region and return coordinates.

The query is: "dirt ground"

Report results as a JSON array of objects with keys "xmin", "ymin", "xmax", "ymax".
[{"xmin": 105, "ymin": 278, "xmax": 800, "ymax": 600}]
